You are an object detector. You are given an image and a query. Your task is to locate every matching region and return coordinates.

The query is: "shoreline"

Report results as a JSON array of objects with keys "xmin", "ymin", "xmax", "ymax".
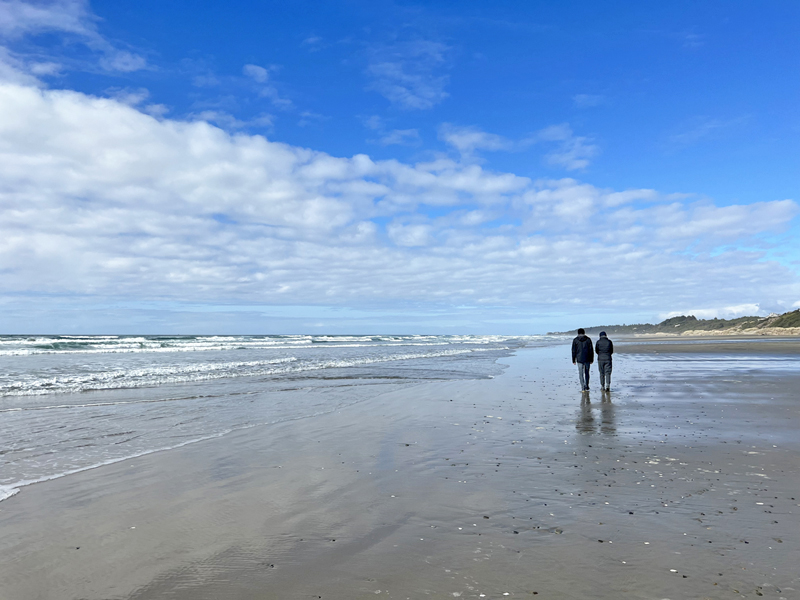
[{"xmin": 1, "ymin": 341, "xmax": 798, "ymax": 599}]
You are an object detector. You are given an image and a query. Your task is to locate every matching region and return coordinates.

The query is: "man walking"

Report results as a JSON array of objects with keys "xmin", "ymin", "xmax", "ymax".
[
  {"xmin": 571, "ymin": 328, "xmax": 594, "ymax": 391},
  {"xmin": 595, "ymin": 331, "xmax": 613, "ymax": 391}
]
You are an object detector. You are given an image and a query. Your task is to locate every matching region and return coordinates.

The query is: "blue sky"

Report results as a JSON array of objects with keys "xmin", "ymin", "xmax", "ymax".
[{"xmin": 0, "ymin": 0, "xmax": 798, "ymax": 333}]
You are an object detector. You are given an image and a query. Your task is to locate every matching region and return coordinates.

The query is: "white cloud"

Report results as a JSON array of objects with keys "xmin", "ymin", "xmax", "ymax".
[
  {"xmin": 681, "ymin": 32, "xmax": 704, "ymax": 49},
  {"xmin": 0, "ymin": 81, "xmax": 798, "ymax": 321},
  {"xmin": 537, "ymin": 124, "xmax": 598, "ymax": 170},
  {"xmin": 243, "ymin": 64, "xmax": 269, "ymax": 83},
  {"xmin": 669, "ymin": 116, "xmax": 748, "ymax": 146},
  {"xmin": 28, "ymin": 60, "xmax": 60, "ymax": 75},
  {"xmin": 0, "ymin": 0, "xmax": 93, "ymax": 38},
  {"xmin": 242, "ymin": 63, "xmax": 292, "ymax": 109},
  {"xmin": 459, "ymin": 210, "xmax": 493, "ymax": 226},
  {"xmin": 190, "ymin": 70, "xmax": 219, "ymax": 87},
  {"xmin": 438, "ymin": 122, "xmax": 599, "ymax": 170},
  {"xmin": 661, "ymin": 304, "xmax": 762, "ymax": 320},
  {"xmin": 0, "ymin": 0, "xmax": 147, "ymax": 75},
  {"xmin": 297, "ymin": 110, "xmax": 326, "ymax": 128},
  {"xmin": 572, "ymin": 94, "xmax": 604, "ymax": 108},
  {"xmin": 439, "ymin": 123, "xmax": 512, "ymax": 156},
  {"xmin": 379, "ymin": 128, "xmax": 420, "ymax": 146},
  {"xmin": 523, "ymin": 178, "xmax": 601, "ymax": 223},
  {"xmin": 190, "ymin": 109, "xmax": 273, "ymax": 130},
  {"xmin": 366, "ymin": 40, "xmax": 450, "ymax": 110},
  {"xmin": 387, "ymin": 222, "xmax": 432, "ymax": 247},
  {"xmin": 362, "ymin": 116, "xmax": 419, "ymax": 146},
  {"xmin": 99, "ymin": 50, "xmax": 147, "ymax": 73},
  {"xmin": 520, "ymin": 178, "xmax": 799, "ymax": 249},
  {"xmin": 0, "ymin": 44, "xmax": 38, "ymax": 83},
  {"xmin": 301, "ymin": 35, "xmax": 324, "ymax": 51},
  {"xmin": 546, "ymin": 137, "xmax": 596, "ymax": 170},
  {"xmin": 659, "ymin": 201, "xmax": 796, "ymax": 241},
  {"xmin": 144, "ymin": 103, "xmax": 169, "ymax": 118},
  {"xmin": 105, "ymin": 86, "xmax": 149, "ymax": 106},
  {"xmin": 363, "ymin": 115, "xmax": 384, "ymax": 131},
  {"xmin": 603, "ymin": 189, "xmax": 658, "ymax": 207}
]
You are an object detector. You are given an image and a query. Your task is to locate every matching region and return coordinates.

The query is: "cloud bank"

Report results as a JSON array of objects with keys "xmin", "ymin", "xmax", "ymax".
[{"xmin": 1, "ymin": 79, "xmax": 798, "ymax": 330}]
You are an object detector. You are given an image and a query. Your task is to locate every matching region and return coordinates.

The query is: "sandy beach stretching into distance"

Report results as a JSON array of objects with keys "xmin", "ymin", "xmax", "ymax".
[
  {"xmin": 2, "ymin": 2, "xmax": 798, "ymax": 599},
  {"xmin": 1, "ymin": 336, "xmax": 798, "ymax": 600}
]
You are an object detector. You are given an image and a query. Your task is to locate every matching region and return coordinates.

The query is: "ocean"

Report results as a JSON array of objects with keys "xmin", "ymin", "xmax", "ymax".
[{"xmin": 0, "ymin": 334, "xmax": 555, "ymax": 502}]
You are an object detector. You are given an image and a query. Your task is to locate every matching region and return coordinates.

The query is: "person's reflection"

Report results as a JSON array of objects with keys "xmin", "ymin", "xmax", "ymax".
[
  {"xmin": 576, "ymin": 391, "xmax": 616, "ymax": 435},
  {"xmin": 577, "ymin": 394, "xmax": 595, "ymax": 433},
  {"xmin": 600, "ymin": 391, "xmax": 616, "ymax": 435}
]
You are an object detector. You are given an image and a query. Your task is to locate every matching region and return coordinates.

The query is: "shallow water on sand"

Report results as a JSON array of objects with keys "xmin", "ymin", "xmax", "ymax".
[{"xmin": 0, "ymin": 334, "xmax": 557, "ymax": 502}]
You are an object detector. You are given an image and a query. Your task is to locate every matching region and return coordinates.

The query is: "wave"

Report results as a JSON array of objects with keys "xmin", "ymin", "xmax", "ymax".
[
  {"xmin": 0, "ymin": 334, "xmax": 530, "ymax": 356},
  {"xmin": 0, "ymin": 347, "xmax": 506, "ymax": 397},
  {"xmin": 1, "ymin": 356, "xmax": 297, "ymax": 396}
]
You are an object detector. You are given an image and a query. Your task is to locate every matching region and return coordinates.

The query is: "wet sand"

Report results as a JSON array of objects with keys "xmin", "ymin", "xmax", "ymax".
[
  {"xmin": 617, "ymin": 336, "xmax": 800, "ymax": 355},
  {"xmin": 1, "ymin": 342, "xmax": 798, "ymax": 599}
]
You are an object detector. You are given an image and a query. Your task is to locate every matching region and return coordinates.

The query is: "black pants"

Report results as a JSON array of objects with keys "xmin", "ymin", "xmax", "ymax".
[{"xmin": 577, "ymin": 362, "xmax": 591, "ymax": 390}]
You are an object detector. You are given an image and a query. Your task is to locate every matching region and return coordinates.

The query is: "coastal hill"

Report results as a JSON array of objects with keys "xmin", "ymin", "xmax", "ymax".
[{"xmin": 550, "ymin": 308, "xmax": 800, "ymax": 336}]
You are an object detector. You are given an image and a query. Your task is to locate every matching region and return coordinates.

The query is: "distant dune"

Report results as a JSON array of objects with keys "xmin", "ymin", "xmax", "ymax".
[{"xmin": 550, "ymin": 308, "xmax": 800, "ymax": 337}]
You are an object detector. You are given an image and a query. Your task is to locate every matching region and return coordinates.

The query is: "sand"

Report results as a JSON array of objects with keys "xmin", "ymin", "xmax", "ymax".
[
  {"xmin": 0, "ymin": 341, "xmax": 798, "ymax": 599},
  {"xmin": 617, "ymin": 336, "xmax": 800, "ymax": 355}
]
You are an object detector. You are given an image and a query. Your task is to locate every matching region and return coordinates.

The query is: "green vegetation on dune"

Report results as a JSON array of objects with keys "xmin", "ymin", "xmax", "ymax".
[
  {"xmin": 769, "ymin": 309, "xmax": 800, "ymax": 328},
  {"xmin": 549, "ymin": 309, "xmax": 800, "ymax": 335}
]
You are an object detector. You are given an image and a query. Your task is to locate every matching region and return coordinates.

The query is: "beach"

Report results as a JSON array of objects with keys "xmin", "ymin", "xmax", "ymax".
[{"xmin": 1, "ymin": 339, "xmax": 799, "ymax": 599}]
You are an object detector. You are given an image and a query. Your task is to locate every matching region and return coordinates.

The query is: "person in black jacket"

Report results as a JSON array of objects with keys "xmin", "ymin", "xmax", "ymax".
[
  {"xmin": 595, "ymin": 331, "xmax": 614, "ymax": 391},
  {"xmin": 571, "ymin": 328, "xmax": 594, "ymax": 392}
]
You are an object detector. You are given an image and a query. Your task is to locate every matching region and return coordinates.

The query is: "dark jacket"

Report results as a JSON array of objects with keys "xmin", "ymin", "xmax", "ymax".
[
  {"xmin": 595, "ymin": 336, "xmax": 614, "ymax": 360},
  {"xmin": 572, "ymin": 334, "xmax": 594, "ymax": 364}
]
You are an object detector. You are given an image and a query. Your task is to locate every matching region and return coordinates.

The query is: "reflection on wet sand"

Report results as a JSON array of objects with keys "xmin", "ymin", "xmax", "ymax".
[
  {"xmin": 576, "ymin": 391, "xmax": 616, "ymax": 435},
  {"xmin": 3, "ymin": 344, "xmax": 800, "ymax": 600}
]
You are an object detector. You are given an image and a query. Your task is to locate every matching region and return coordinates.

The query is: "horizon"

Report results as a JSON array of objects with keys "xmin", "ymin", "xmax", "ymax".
[
  {"xmin": 1, "ymin": 1, "xmax": 798, "ymax": 334},
  {"xmin": 6, "ymin": 306, "xmax": 795, "ymax": 337}
]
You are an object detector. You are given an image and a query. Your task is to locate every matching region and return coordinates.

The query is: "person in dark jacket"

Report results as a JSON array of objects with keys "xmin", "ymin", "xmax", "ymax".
[
  {"xmin": 571, "ymin": 328, "xmax": 594, "ymax": 391},
  {"xmin": 595, "ymin": 331, "xmax": 614, "ymax": 391}
]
